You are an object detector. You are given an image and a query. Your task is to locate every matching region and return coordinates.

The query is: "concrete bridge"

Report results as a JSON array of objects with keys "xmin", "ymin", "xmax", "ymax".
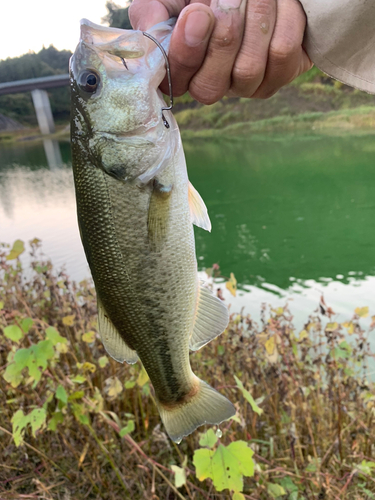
[{"xmin": 0, "ymin": 74, "xmax": 70, "ymax": 135}]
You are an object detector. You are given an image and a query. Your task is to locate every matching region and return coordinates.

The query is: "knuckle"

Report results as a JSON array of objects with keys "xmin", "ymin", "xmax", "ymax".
[
  {"xmin": 210, "ymin": 30, "xmax": 238, "ymax": 51},
  {"xmin": 189, "ymin": 81, "xmax": 223, "ymax": 105},
  {"xmin": 270, "ymin": 36, "xmax": 299, "ymax": 63},
  {"xmin": 232, "ymin": 63, "xmax": 264, "ymax": 89}
]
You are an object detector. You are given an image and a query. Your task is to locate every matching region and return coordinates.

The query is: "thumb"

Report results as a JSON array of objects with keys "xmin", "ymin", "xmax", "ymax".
[{"xmin": 129, "ymin": 0, "xmax": 170, "ymax": 31}]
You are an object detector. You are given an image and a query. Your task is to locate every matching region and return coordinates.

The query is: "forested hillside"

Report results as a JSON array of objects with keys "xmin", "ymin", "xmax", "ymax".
[{"xmin": 0, "ymin": 46, "xmax": 72, "ymax": 125}]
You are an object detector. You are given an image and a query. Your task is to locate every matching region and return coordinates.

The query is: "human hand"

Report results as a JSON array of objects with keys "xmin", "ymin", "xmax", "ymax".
[{"xmin": 129, "ymin": 0, "xmax": 312, "ymax": 104}]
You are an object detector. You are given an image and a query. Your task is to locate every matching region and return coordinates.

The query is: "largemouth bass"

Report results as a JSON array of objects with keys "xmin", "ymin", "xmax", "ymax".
[{"xmin": 70, "ymin": 19, "xmax": 235, "ymax": 442}]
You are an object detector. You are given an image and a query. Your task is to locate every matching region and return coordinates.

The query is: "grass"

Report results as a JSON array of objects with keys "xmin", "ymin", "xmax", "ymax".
[{"xmin": 0, "ymin": 240, "xmax": 375, "ymax": 499}]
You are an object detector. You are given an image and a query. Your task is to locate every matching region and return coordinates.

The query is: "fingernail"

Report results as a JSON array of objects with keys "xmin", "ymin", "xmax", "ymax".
[
  {"xmin": 184, "ymin": 10, "xmax": 212, "ymax": 47},
  {"xmin": 218, "ymin": 0, "xmax": 242, "ymax": 9}
]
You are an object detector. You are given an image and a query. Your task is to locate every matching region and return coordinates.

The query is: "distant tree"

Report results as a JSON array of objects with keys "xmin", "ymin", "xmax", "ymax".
[{"xmin": 102, "ymin": 1, "xmax": 133, "ymax": 29}]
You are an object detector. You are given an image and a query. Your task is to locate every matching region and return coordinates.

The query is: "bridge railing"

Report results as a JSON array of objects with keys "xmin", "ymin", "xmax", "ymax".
[{"xmin": 0, "ymin": 74, "xmax": 70, "ymax": 135}]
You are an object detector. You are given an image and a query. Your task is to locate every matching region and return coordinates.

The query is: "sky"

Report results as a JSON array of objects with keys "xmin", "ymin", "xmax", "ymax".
[{"xmin": 0, "ymin": 0, "xmax": 122, "ymax": 60}]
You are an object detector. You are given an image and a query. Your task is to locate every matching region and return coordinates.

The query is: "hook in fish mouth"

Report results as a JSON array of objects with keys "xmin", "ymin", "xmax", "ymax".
[{"xmin": 142, "ymin": 31, "xmax": 173, "ymax": 128}]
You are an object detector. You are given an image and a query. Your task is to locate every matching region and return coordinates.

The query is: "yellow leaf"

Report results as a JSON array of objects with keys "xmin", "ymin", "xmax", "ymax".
[
  {"xmin": 342, "ymin": 321, "xmax": 354, "ymax": 335},
  {"xmin": 225, "ymin": 273, "xmax": 237, "ymax": 297},
  {"xmin": 273, "ymin": 307, "xmax": 284, "ymax": 316},
  {"xmin": 355, "ymin": 306, "xmax": 369, "ymax": 318},
  {"xmin": 104, "ymin": 377, "xmax": 123, "ymax": 400},
  {"xmin": 137, "ymin": 365, "xmax": 149, "ymax": 387},
  {"xmin": 6, "ymin": 240, "xmax": 25, "ymax": 260},
  {"xmin": 264, "ymin": 336, "xmax": 276, "ymax": 355},
  {"xmin": 82, "ymin": 331, "xmax": 96, "ymax": 343},
  {"xmin": 81, "ymin": 362, "xmax": 96, "ymax": 373},
  {"xmin": 325, "ymin": 322, "xmax": 339, "ymax": 332},
  {"xmin": 56, "ymin": 343, "xmax": 68, "ymax": 353},
  {"xmin": 233, "ymin": 315, "xmax": 241, "ymax": 325},
  {"xmin": 299, "ymin": 330, "xmax": 308, "ymax": 341},
  {"xmin": 62, "ymin": 315, "xmax": 75, "ymax": 326}
]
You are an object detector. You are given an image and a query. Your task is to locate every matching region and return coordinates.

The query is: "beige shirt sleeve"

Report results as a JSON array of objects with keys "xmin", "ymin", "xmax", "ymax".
[{"xmin": 301, "ymin": 0, "xmax": 375, "ymax": 94}]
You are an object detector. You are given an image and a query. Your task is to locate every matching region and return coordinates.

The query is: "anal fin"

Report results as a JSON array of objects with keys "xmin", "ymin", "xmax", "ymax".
[
  {"xmin": 189, "ymin": 283, "xmax": 229, "ymax": 351},
  {"xmin": 97, "ymin": 297, "xmax": 138, "ymax": 364}
]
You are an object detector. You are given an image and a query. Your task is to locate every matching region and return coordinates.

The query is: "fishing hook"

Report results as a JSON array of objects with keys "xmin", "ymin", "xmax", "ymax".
[{"xmin": 142, "ymin": 31, "xmax": 173, "ymax": 129}]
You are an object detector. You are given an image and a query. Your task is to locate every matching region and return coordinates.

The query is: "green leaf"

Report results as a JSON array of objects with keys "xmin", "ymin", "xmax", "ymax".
[
  {"xmin": 4, "ymin": 325, "xmax": 24, "ymax": 344},
  {"xmin": 99, "ymin": 355, "xmax": 109, "ymax": 368},
  {"xmin": 232, "ymin": 493, "xmax": 245, "ymax": 500},
  {"xmin": 48, "ymin": 411, "xmax": 64, "ymax": 431},
  {"xmin": 357, "ymin": 460, "xmax": 375, "ymax": 476},
  {"xmin": 3, "ymin": 361, "xmax": 24, "ymax": 388},
  {"xmin": 267, "ymin": 483, "xmax": 286, "ymax": 498},
  {"xmin": 29, "ymin": 408, "xmax": 46, "ymax": 437},
  {"xmin": 279, "ymin": 477, "xmax": 299, "ymax": 493},
  {"xmin": 11, "ymin": 408, "xmax": 46, "ymax": 446},
  {"xmin": 0, "ymin": 301, "xmax": 4, "ymax": 310},
  {"xmin": 119, "ymin": 420, "xmax": 135, "ymax": 437},
  {"xmin": 79, "ymin": 414, "xmax": 90, "ymax": 425},
  {"xmin": 6, "ymin": 240, "xmax": 25, "ymax": 260},
  {"xmin": 199, "ymin": 428, "xmax": 218, "ymax": 448},
  {"xmin": 27, "ymin": 340, "xmax": 55, "ymax": 385},
  {"xmin": 21, "ymin": 318, "xmax": 33, "ymax": 334},
  {"xmin": 11, "ymin": 409, "xmax": 28, "ymax": 446},
  {"xmin": 71, "ymin": 375, "xmax": 86, "ymax": 384},
  {"xmin": 193, "ymin": 441, "xmax": 255, "ymax": 493},
  {"xmin": 45, "ymin": 326, "xmax": 67, "ymax": 346},
  {"xmin": 68, "ymin": 390, "xmax": 84, "ymax": 400},
  {"xmin": 305, "ymin": 457, "xmax": 320, "ymax": 472},
  {"xmin": 3, "ymin": 340, "xmax": 55, "ymax": 388},
  {"xmin": 55, "ymin": 385, "xmax": 68, "ymax": 405},
  {"xmin": 125, "ymin": 380, "xmax": 136, "ymax": 389},
  {"xmin": 171, "ymin": 465, "xmax": 186, "ymax": 488},
  {"xmin": 234, "ymin": 375, "xmax": 263, "ymax": 415},
  {"xmin": 72, "ymin": 403, "xmax": 90, "ymax": 425}
]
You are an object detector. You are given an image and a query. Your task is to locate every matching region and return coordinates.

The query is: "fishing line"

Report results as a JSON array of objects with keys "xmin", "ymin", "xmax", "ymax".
[{"xmin": 142, "ymin": 31, "xmax": 174, "ymax": 128}]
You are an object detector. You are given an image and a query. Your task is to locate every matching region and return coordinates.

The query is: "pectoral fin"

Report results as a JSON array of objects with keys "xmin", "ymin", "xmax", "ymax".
[
  {"xmin": 97, "ymin": 297, "xmax": 138, "ymax": 364},
  {"xmin": 189, "ymin": 284, "xmax": 229, "ymax": 351},
  {"xmin": 188, "ymin": 182, "xmax": 211, "ymax": 232},
  {"xmin": 147, "ymin": 179, "xmax": 172, "ymax": 251}
]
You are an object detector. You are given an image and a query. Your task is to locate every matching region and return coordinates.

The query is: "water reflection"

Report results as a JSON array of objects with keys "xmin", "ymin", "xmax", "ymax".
[{"xmin": 43, "ymin": 139, "xmax": 63, "ymax": 170}]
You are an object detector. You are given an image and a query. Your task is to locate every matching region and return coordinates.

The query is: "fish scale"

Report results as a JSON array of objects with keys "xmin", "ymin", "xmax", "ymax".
[{"xmin": 70, "ymin": 18, "xmax": 235, "ymax": 442}]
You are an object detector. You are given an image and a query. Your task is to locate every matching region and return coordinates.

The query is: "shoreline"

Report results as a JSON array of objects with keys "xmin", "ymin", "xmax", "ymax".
[{"xmin": 1, "ymin": 105, "xmax": 375, "ymax": 146}]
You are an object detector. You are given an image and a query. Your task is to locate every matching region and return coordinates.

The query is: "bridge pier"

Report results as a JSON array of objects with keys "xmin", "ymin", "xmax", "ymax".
[{"xmin": 31, "ymin": 89, "xmax": 55, "ymax": 135}]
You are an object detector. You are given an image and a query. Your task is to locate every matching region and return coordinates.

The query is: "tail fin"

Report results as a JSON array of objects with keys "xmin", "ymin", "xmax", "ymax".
[{"xmin": 157, "ymin": 378, "xmax": 235, "ymax": 443}]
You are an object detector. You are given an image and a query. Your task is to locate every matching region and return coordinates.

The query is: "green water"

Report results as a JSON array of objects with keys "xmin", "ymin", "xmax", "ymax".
[
  {"xmin": 186, "ymin": 134, "xmax": 375, "ymax": 289},
  {"xmin": 0, "ymin": 133, "xmax": 374, "ymax": 326}
]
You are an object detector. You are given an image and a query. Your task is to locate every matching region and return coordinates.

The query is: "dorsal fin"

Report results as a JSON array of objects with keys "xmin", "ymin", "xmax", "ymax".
[
  {"xmin": 97, "ymin": 297, "xmax": 138, "ymax": 364},
  {"xmin": 188, "ymin": 182, "xmax": 211, "ymax": 232},
  {"xmin": 189, "ymin": 284, "xmax": 229, "ymax": 351}
]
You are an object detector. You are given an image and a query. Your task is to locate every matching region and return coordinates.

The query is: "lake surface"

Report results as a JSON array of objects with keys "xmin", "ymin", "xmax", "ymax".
[{"xmin": 1, "ymin": 133, "xmax": 374, "ymax": 334}]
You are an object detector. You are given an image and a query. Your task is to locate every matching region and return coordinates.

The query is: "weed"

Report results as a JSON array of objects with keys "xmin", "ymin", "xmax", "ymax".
[{"xmin": 0, "ymin": 240, "xmax": 374, "ymax": 499}]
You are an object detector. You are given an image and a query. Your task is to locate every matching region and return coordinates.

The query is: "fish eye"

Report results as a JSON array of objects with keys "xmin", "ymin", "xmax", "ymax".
[{"xmin": 78, "ymin": 70, "xmax": 100, "ymax": 94}]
